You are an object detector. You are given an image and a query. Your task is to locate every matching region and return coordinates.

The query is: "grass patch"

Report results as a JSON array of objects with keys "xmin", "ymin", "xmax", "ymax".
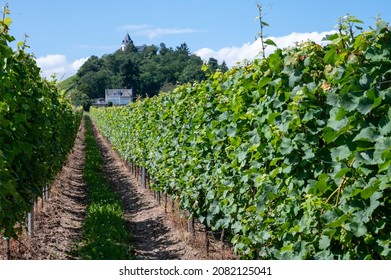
[{"xmin": 77, "ymin": 116, "xmax": 133, "ymax": 259}]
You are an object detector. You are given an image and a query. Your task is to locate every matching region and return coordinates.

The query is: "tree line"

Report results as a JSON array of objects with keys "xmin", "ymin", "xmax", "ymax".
[{"xmin": 63, "ymin": 40, "xmax": 228, "ymax": 109}]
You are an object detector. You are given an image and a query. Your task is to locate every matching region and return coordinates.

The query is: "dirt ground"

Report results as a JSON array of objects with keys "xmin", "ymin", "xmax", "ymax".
[
  {"xmin": 0, "ymin": 118, "xmax": 87, "ymax": 260},
  {"xmin": 0, "ymin": 116, "xmax": 236, "ymax": 260}
]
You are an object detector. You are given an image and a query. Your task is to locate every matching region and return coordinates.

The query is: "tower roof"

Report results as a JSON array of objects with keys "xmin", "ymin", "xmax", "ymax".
[
  {"xmin": 122, "ymin": 33, "xmax": 132, "ymax": 45},
  {"xmin": 121, "ymin": 33, "xmax": 149, "ymax": 53}
]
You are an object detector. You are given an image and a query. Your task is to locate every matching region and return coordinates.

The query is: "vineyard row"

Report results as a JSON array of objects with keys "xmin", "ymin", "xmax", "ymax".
[
  {"xmin": 90, "ymin": 17, "xmax": 391, "ymax": 259},
  {"xmin": 1, "ymin": 10, "xmax": 82, "ymax": 240}
]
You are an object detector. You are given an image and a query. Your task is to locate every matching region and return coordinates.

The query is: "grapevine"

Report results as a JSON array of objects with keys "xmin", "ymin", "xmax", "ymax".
[
  {"xmin": 0, "ymin": 7, "xmax": 82, "ymax": 238},
  {"xmin": 90, "ymin": 17, "xmax": 391, "ymax": 259}
]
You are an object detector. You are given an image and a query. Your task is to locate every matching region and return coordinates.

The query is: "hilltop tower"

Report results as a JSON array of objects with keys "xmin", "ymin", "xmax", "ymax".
[
  {"xmin": 120, "ymin": 33, "xmax": 148, "ymax": 52},
  {"xmin": 121, "ymin": 33, "xmax": 133, "ymax": 51}
]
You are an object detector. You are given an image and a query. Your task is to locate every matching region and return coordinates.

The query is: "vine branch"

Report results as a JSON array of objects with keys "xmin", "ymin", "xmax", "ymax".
[{"xmin": 325, "ymin": 159, "xmax": 355, "ymax": 207}]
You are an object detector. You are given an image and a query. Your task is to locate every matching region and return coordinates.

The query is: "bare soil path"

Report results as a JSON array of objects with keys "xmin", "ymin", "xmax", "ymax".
[
  {"xmin": 2, "ymin": 118, "xmax": 87, "ymax": 259},
  {"xmin": 1, "ymin": 116, "xmax": 235, "ymax": 260},
  {"xmin": 91, "ymin": 120, "xmax": 208, "ymax": 259}
]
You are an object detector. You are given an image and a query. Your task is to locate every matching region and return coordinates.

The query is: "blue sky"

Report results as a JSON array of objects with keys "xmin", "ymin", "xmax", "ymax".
[{"xmin": 6, "ymin": 0, "xmax": 391, "ymax": 79}]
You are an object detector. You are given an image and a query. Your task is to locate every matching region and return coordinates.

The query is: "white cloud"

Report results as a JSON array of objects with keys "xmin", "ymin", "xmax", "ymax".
[
  {"xmin": 36, "ymin": 55, "xmax": 89, "ymax": 80},
  {"xmin": 119, "ymin": 23, "xmax": 204, "ymax": 39},
  {"xmin": 135, "ymin": 27, "xmax": 202, "ymax": 39},
  {"xmin": 195, "ymin": 30, "xmax": 335, "ymax": 67},
  {"xmin": 119, "ymin": 24, "xmax": 151, "ymax": 31},
  {"xmin": 78, "ymin": 44, "xmax": 118, "ymax": 51},
  {"xmin": 71, "ymin": 57, "xmax": 89, "ymax": 71}
]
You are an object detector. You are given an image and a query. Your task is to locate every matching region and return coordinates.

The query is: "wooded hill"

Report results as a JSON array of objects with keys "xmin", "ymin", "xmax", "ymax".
[{"xmin": 62, "ymin": 41, "xmax": 228, "ymax": 109}]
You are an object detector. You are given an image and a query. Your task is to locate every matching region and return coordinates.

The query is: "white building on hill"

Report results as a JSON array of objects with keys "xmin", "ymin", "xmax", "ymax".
[{"xmin": 105, "ymin": 89, "xmax": 133, "ymax": 105}]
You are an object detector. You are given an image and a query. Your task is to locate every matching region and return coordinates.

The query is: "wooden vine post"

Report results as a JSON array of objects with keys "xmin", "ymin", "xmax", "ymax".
[
  {"xmin": 141, "ymin": 167, "xmax": 146, "ymax": 188},
  {"xmin": 188, "ymin": 216, "xmax": 195, "ymax": 240},
  {"xmin": 27, "ymin": 200, "xmax": 34, "ymax": 237},
  {"xmin": 205, "ymin": 226, "xmax": 210, "ymax": 256},
  {"xmin": 5, "ymin": 238, "xmax": 11, "ymax": 260}
]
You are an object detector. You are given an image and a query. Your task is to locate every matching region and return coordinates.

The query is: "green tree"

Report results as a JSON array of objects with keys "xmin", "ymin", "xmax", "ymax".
[
  {"xmin": 159, "ymin": 43, "xmax": 170, "ymax": 55},
  {"xmin": 207, "ymin": 57, "xmax": 219, "ymax": 72},
  {"xmin": 77, "ymin": 69, "xmax": 112, "ymax": 99},
  {"xmin": 69, "ymin": 90, "xmax": 92, "ymax": 111},
  {"xmin": 219, "ymin": 61, "xmax": 229, "ymax": 73},
  {"xmin": 142, "ymin": 45, "xmax": 159, "ymax": 58},
  {"xmin": 176, "ymin": 42, "xmax": 190, "ymax": 55},
  {"xmin": 179, "ymin": 54, "xmax": 205, "ymax": 83},
  {"xmin": 140, "ymin": 59, "xmax": 163, "ymax": 97},
  {"xmin": 120, "ymin": 57, "xmax": 140, "ymax": 94},
  {"xmin": 77, "ymin": 55, "xmax": 102, "ymax": 77}
]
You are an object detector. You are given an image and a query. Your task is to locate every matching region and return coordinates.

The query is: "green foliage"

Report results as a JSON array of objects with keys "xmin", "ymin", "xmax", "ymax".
[
  {"xmin": 77, "ymin": 117, "xmax": 132, "ymax": 260},
  {"xmin": 67, "ymin": 90, "xmax": 91, "ymax": 111},
  {"xmin": 60, "ymin": 73, "xmax": 92, "ymax": 110},
  {"xmin": 0, "ymin": 8, "xmax": 82, "ymax": 238},
  {"xmin": 91, "ymin": 17, "xmax": 391, "ymax": 259},
  {"xmin": 71, "ymin": 40, "xmax": 225, "ymax": 100}
]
